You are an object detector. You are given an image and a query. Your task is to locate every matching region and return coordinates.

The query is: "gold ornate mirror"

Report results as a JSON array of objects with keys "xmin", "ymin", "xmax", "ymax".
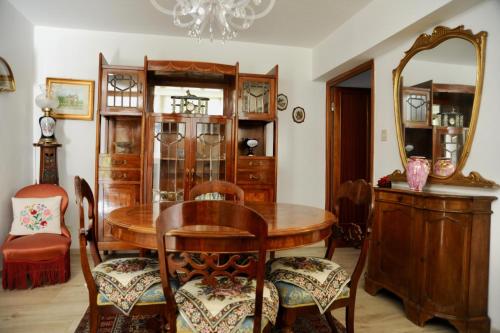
[{"xmin": 391, "ymin": 26, "xmax": 497, "ymax": 187}]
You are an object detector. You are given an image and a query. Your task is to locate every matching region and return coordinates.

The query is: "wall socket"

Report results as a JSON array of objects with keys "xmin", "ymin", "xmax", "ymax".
[{"xmin": 381, "ymin": 129, "xmax": 388, "ymax": 142}]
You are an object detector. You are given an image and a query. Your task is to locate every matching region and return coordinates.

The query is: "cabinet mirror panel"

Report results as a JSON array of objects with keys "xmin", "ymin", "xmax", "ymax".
[{"xmin": 393, "ymin": 26, "xmax": 496, "ymax": 187}]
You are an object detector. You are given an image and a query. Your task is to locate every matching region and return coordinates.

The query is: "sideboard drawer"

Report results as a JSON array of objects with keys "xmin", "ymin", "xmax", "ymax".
[
  {"xmin": 377, "ymin": 190, "xmax": 413, "ymax": 206},
  {"xmin": 99, "ymin": 154, "xmax": 141, "ymax": 169},
  {"xmin": 99, "ymin": 169, "xmax": 140, "ymax": 182}
]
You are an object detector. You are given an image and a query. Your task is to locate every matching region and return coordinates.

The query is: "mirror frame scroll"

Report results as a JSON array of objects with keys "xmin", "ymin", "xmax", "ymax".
[{"xmin": 391, "ymin": 25, "xmax": 498, "ymax": 188}]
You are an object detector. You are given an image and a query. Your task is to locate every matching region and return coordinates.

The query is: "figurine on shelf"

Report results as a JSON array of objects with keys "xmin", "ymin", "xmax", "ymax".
[{"xmin": 243, "ymin": 138, "xmax": 259, "ymax": 156}]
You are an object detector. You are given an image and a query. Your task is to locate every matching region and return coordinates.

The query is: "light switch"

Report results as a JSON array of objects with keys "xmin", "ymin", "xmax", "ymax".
[{"xmin": 381, "ymin": 129, "xmax": 388, "ymax": 142}]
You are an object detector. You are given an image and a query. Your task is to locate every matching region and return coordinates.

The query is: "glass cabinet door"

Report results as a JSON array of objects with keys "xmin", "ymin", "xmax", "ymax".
[
  {"xmin": 102, "ymin": 69, "xmax": 144, "ymax": 113},
  {"xmin": 151, "ymin": 119, "xmax": 188, "ymax": 202},
  {"xmin": 192, "ymin": 118, "xmax": 227, "ymax": 197},
  {"xmin": 239, "ymin": 76, "xmax": 275, "ymax": 120}
]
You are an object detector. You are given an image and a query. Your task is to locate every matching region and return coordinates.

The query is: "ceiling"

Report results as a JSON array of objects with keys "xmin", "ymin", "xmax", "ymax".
[{"xmin": 8, "ymin": 0, "xmax": 372, "ymax": 48}]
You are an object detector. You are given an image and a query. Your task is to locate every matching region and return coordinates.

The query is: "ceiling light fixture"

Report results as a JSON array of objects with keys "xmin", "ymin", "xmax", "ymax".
[{"xmin": 150, "ymin": 0, "xmax": 276, "ymax": 42}]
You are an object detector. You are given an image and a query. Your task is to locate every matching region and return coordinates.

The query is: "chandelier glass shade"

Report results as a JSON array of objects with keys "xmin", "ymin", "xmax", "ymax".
[{"xmin": 150, "ymin": 0, "xmax": 276, "ymax": 41}]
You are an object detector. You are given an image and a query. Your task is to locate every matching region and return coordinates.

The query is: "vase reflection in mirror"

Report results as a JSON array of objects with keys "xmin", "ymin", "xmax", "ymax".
[
  {"xmin": 406, "ymin": 156, "xmax": 430, "ymax": 191},
  {"xmin": 35, "ymin": 84, "xmax": 59, "ymax": 144},
  {"xmin": 434, "ymin": 158, "xmax": 455, "ymax": 177}
]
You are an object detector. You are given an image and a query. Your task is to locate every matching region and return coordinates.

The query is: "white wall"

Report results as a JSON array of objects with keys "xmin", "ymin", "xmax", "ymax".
[
  {"xmin": 403, "ymin": 59, "xmax": 476, "ymax": 86},
  {"xmin": 0, "ymin": 0, "xmax": 34, "ymax": 268},
  {"xmin": 371, "ymin": 0, "xmax": 500, "ymax": 329},
  {"xmin": 33, "ymin": 26, "xmax": 325, "ymax": 246}
]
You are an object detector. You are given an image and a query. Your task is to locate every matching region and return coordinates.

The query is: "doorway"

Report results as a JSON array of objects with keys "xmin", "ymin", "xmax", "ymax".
[{"xmin": 325, "ymin": 61, "xmax": 374, "ymax": 241}]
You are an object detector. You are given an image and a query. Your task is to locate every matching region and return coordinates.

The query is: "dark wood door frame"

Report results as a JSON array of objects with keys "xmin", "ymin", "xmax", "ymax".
[{"xmin": 325, "ymin": 60, "xmax": 374, "ymax": 212}]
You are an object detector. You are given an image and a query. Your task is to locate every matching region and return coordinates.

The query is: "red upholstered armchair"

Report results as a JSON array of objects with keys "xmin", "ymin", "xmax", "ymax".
[{"xmin": 2, "ymin": 184, "xmax": 71, "ymax": 289}]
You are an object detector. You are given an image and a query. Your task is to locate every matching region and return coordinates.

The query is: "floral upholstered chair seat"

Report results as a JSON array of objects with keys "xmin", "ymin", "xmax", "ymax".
[
  {"xmin": 97, "ymin": 278, "xmax": 179, "ymax": 306},
  {"xmin": 92, "ymin": 257, "xmax": 165, "ymax": 315},
  {"xmin": 174, "ymin": 276, "xmax": 279, "ymax": 333},
  {"xmin": 267, "ymin": 257, "xmax": 350, "ymax": 314},
  {"xmin": 274, "ymin": 281, "xmax": 350, "ymax": 308}
]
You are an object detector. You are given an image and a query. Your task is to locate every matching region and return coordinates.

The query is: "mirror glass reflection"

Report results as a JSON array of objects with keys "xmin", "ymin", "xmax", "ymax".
[{"xmin": 399, "ymin": 38, "xmax": 476, "ymax": 177}]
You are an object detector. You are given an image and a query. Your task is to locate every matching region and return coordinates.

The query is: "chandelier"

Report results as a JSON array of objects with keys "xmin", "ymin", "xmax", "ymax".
[{"xmin": 150, "ymin": 0, "xmax": 276, "ymax": 42}]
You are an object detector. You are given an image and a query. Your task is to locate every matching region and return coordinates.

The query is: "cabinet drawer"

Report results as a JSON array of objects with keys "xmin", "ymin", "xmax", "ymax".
[
  {"xmin": 99, "ymin": 169, "xmax": 140, "ymax": 182},
  {"xmin": 377, "ymin": 191, "xmax": 413, "ymax": 206},
  {"xmin": 237, "ymin": 170, "xmax": 274, "ymax": 184},
  {"xmin": 238, "ymin": 158, "xmax": 274, "ymax": 169},
  {"xmin": 99, "ymin": 154, "xmax": 141, "ymax": 168}
]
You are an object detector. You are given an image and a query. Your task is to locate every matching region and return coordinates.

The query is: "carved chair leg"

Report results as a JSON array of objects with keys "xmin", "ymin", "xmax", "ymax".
[
  {"xmin": 89, "ymin": 306, "xmax": 100, "ymax": 333},
  {"xmin": 345, "ymin": 302, "xmax": 355, "ymax": 333},
  {"xmin": 278, "ymin": 307, "xmax": 297, "ymax": 333},
  {"xmin": 325, "ymin": 311, "xmax": 339, "ymax": 333}
]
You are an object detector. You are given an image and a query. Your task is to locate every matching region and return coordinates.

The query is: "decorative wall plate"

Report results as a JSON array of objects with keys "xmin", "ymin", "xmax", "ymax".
[
  {"xmin": 277, "ymin": 93, "xmax": 288, "ymax": 111},
  {"xmin": 292, "ymin": 107, "xmax": 305, "ymax": 123}
]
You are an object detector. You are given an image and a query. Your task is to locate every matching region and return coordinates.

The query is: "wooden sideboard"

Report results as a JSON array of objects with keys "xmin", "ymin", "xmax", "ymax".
[{"xmin": 365, "ymin": 187, "xmax": 496, "ymax": 333}]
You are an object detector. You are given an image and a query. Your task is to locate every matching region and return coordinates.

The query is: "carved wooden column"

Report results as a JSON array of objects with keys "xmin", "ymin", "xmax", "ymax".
[{"xmin": 33, "ymin": 142, "xmax": 62, "ymax": 185}]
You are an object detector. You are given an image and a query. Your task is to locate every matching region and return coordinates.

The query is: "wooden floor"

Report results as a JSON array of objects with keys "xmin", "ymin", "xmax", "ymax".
[{"xmin": 0, "ymin": 247, "xmax": 457, "ymax": 333}]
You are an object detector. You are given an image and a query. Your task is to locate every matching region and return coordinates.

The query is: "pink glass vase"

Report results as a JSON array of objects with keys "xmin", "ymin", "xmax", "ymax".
[
  {"xmin": 433, "ymin": 158, "xmax": 455, "ymax": 177},
  {"xmin": 406, "ymin": 156, "xmax": 430, "ymax": 191}
]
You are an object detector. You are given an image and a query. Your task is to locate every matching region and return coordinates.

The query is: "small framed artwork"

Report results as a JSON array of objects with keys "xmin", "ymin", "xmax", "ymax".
[
  {"xmin": 47, "ymin": 78, "xmax": 94, "ymax": 120},
  {"xmin": 277, "ymin": 93, "xmax": 288, "ymax": 111},
  {"xmin": 0, "ymin": 57, "xmax": 15, "ymax": 92},
  {"xmin": 292, "ymin": 106, "xmax": 305, "ymax": 123}
]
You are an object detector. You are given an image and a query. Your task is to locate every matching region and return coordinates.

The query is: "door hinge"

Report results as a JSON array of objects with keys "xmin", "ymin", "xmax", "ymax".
[{"xmin": 330, "ymin": 102, "xmax": 335, "ymax": 112}]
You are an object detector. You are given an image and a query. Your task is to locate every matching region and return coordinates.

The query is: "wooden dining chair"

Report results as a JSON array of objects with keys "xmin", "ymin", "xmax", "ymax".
[
  {"xmin": 156, "ymin": 200, "xmax": 279, "ymax": 333},
  {"xmin": 267, "ymin": 179, "xmax": 374, "ymax": 333},
  {"xmin": 188, "ymin": 180, "xmax": 244, "ymax": 202},
  {"xmin": 74, "ymin": 176, "xmax": 165, "ymax": 333}
]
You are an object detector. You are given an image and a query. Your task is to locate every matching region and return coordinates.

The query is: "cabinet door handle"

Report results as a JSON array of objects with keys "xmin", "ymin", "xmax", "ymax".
[{"xmin": 249, "ymin": 174, "xmax": 260, "ymax": 181}]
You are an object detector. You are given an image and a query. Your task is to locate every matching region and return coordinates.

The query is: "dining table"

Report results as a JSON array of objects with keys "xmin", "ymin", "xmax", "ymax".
[{"xmin": 105, "ymin": 201, "xmax": 336, "ymax": 251}]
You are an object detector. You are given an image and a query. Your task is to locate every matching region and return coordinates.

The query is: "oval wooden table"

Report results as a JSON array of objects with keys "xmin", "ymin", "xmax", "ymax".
[{"xmin": 105, "ymin": 202, "xmax": 336, "ymax": 251}]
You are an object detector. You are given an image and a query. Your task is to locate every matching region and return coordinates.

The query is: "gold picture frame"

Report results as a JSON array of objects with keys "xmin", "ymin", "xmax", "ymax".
[
  {"xmin": 47, "ymin": 77, "xmax": 94, "ymax": 120},
  {"xmin": 0, "ymin": 57, "xmax": 16, "ymax": 92}
]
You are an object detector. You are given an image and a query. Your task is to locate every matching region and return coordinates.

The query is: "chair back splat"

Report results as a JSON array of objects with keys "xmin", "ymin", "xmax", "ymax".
[
  {"xmin": 157, "ymin": 200, "xmax": 268, "ymax": 333},
  {"xmin": 188, "ymin": 180, "xmax": 244, "ymax": 203}
]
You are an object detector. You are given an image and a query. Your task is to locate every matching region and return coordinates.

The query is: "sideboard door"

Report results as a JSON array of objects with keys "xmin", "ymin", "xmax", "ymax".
[
  {"xmin": 419, "ymin": 209, "xmax": 471, "ymax": 317},
  {"xmin": 369, "ymin": 200, "xmax": 414, "ymax": 299}
]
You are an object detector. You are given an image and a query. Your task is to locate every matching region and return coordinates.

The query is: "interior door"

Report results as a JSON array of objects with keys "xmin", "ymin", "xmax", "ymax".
[{"xmin": 333, "ymin": 87, "xmax": 371, "ymax": 244}]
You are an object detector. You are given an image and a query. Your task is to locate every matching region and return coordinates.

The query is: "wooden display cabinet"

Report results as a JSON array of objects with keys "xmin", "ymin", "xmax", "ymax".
[
  {"xmin": 365, "ymin": 188, "xmax": 496, "ymax": 333},
  {"xmin": 95, "ymin": 53, "xmax": 145, "ymax": 250},
  {"xmin": 236, "ymin": 66, "xmax": 278, "ymax": 201},
  {"xmin": 95, "ymin": 55, "xmax": 279, "ymax": 249}
]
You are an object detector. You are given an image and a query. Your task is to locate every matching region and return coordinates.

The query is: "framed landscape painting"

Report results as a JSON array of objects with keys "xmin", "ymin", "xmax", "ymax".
[{"xmin": 47, "ymin": 78, "xmax": 94, "ymax": 120}]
